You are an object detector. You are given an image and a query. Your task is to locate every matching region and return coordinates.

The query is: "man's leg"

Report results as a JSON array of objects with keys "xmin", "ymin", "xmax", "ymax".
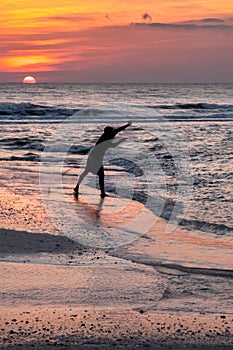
[
  {"xmin": 74, "ymin": 169, "xmax": 88, "ymax": 193},
  {"xmin": 97, "ymin": 166, "xmax": 106, "ymax": 198}
]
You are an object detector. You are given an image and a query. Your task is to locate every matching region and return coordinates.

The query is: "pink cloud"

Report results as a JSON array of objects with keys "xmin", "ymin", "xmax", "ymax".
[{"xmin": 1, "ymin": 20, "xmax": 233, "ymax": 82}]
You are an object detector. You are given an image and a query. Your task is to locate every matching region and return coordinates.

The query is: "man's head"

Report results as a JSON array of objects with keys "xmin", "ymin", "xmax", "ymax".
[{"xmin": 104, "ymin": 126, "xmax": 114, "ymax": 134}]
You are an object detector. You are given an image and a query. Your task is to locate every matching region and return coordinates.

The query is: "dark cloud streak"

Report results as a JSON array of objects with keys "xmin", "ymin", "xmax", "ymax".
[
  {"xmin": 130, "ymin": 21, "xmax": 233, "ymax": 30},
  {"xmin": 201, "ymin": 18, "xmax": 225, "ymax": 23}
]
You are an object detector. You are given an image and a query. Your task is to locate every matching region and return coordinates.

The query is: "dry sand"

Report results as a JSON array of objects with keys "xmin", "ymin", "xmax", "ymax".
[
  {"xmin": 0, "ymin": 307, "xmax": 232, "ymax": 349},
  {"xmin": 0, "ymin": 259, "xmax": 232, "ymax": 349}
]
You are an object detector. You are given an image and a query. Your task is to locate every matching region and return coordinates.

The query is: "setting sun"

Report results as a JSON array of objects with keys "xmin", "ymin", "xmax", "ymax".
[{"xmin": 23, "ymin": 76, "xmax": 37, "ymax": 84}]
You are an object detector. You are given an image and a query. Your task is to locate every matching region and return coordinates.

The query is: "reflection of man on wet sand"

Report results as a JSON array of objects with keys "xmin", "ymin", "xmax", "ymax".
[{"xmin": 74, "ymin": 121, "xmax": 132, "ymax": 198}]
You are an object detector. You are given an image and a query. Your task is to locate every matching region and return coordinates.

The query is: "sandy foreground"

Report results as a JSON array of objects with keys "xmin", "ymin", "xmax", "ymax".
[
  {"xmin": 0, "ymin": 306, "xmax": 232, "ymax": 349},
  {"xmin": 0, "ymin": 190, "xmax": 233, "ymax": 349},
  {"xmin": 0, "ymin": 260, "xmax": 232, "ymax": 350}
]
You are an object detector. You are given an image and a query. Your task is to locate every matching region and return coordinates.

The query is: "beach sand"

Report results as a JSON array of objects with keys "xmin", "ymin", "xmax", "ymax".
[
  {"xmin": 1, "ymin": 305, "xmax": 232, "ymax": 349},
  {"xmin": 0, "ymin": 189, "xmax": 232, "ymax": 349}
]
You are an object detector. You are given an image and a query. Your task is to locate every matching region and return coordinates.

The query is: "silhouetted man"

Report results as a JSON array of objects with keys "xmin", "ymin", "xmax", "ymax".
[{"xmin": 74, "ymin": 121, "xmax": 132, "ymax": 198}]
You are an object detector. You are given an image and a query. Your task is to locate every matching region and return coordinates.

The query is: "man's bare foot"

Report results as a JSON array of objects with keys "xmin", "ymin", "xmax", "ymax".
[
  {"xmin": 100, "ymin": 192, "xmax": 109, "ymax": 198},
  {"xmin": 74, "ymin": 185, "xmax": 79, "ymax": 195}
]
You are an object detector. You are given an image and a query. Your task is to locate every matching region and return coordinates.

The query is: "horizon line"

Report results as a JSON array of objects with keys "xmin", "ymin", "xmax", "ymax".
[{"xmin": 1, "ymin": 81, "xmax": 232, "ymax": 84}]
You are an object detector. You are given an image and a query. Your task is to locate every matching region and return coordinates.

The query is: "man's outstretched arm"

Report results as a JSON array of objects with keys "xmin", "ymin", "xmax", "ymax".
[{"xmin": 115, "ymin": 120, "xmax": 132, "ymax": 134}]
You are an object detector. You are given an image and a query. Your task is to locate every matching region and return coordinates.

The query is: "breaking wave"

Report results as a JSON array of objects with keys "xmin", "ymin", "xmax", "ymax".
[
  {"xmin": 0, "ymin": 152, "xmax": 40, "ymax": 162},
  {"xmin": 146, "ymin": 102, "xmax": 233, "ymax": 110},
  {"xmin": 0, "ymin": 102, "xmax": 79, "ymax": 118},
  {"xmin": 180, "ymin": 218, "xmax": 233, "ymax": 235},
  {"xmin": 0, "ymin": 136, "xmax": 45, "ymax": 151},
  {"xmin": 0, "ymin": 102, "xmax": 233, "ymax": 122}
]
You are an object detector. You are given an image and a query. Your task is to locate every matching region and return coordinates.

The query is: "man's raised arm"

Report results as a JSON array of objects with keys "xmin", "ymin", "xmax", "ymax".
[{"xmin": 115, "ymin": 120, "xmax": 132, "ymax": 134}]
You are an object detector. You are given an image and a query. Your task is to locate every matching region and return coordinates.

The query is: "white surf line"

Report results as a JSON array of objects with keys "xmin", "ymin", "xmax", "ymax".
[{"xmin": 62, "ymin": 119, "xmax": 162, "ymax": 124}]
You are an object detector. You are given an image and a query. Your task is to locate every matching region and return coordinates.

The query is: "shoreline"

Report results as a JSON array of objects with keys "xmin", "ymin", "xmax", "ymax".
[
  {"xmin": 0, "ymin": 225, "xmax": 233, "ymax": 278},
  {"xmin": 1, "ymin": 187, "xmax": 232, "ymax": 270}
]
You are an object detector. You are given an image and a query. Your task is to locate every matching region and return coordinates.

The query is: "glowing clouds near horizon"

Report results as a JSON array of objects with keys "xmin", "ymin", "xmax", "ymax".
[{"xmin": 23, "ymin": 76, "xmax": 37, "ymax": 84}]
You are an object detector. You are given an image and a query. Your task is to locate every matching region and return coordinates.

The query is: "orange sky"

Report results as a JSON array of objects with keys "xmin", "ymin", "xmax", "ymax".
[{"xmin": 1, "ymin": 0, "xmax": 233, "ymax": 82}]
